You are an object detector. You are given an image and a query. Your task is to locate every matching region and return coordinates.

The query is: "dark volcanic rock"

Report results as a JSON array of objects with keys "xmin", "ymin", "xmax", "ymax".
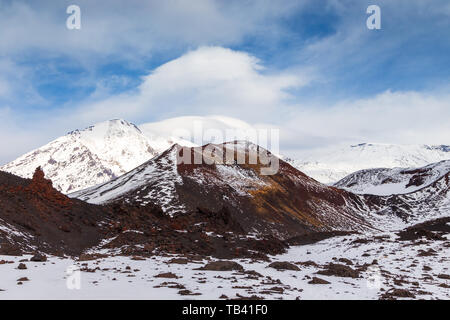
[
  {"xmin": 286, "ymin": 231, "xmax": 355, "ymax": 246},
  {"xmin": 17, "ymin": 277, "xmax": 29, "ymax": 282},
  {"xmin": 308, "ymin": 277, "xmax": 331, "ymax": 284},
  {"xmin": 178, "ymin": 289, "xmax": 201, "ymax": 296},
  {"xmin": 196, "ymin": 261, "xmax": 244, "ymax": 271},
  {"xmin": 317, "ymin": 263, "xmax": 360, "ymax": 278},
  {"xmin": 0, "ymin": 243, "xmax": 23, "ymax": 256},
  {"xmin": 268, "ymin": 261, "xmax": 300, "ymax": 271},
  {"xmin": 380, "ymin": 288, "xmax": 416, "ymax": 300},
  {"xmin": 338, "ymin": 258, "xmax": 353, "ymax": 265},
  {"xmin": 167, "ymin": 258, "xmax": 190, "ymax": 264},
  {"xmin": 0, "ymin": 168, "xmax": 110, "ymax": 256},
  {"xmin": 155, "ymin": 272, "xmax": 179, "ymax": 279},
  {"xmin": 17, "ymin": 263, "xmax": 27, "ymax": 270},
  {"xmin": 30, "ymin": 253, "xmax": 47, "ymax": 262},
  {"xmin": 397, "ymin": 217, "xmax": 450, "ymax": 241}
]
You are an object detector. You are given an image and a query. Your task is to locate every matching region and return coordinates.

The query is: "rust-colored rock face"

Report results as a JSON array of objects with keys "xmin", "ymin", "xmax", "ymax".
[
  {"xmin": 0, "ymin": 169, "xmax": 108, "ymax": 256},
  {"xmin": 0, "ymin": 168, "xmax": 289, "ymax": 259},
  {"xmin": 27, "ymin": 167, "xmax": 73, "ymax": 207}
]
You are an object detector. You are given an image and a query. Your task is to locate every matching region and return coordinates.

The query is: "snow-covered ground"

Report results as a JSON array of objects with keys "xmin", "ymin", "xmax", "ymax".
[{"xmin": 1, "ymin": 232, "xmax": 448, "ymax": 300}]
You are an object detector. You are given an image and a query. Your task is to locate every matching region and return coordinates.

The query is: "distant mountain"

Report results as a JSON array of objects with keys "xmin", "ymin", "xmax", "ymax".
[
  {"xmin": 334, "ymin": 160, "xmax": 450, "ymax": 196},
  {"xmin": 286, "ymin": 143, "xmax": 450, "ymax": 183},
  {"xmin": 139, "ymin": 115, "xmax": 257, "ymax": 145}
]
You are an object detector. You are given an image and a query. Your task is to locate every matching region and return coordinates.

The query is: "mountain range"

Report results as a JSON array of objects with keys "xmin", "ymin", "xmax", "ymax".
[
  {"xmin": 0, "ymin": 119, "xmax": 448, "ymax": 268},
  {"xmin": 1, "ymin": 139, "xmax": 448, "ymax": 257},
  {"xmin": 334, "ymin": 160, "xmax": 450, "ymax": 196},
  {"xmin": 2, "ymin": 118, "xmax": 449, "ymax": 193},
  {"xmin": 285, "ymin": 143, "xmax": 450, "ymax": 183}
]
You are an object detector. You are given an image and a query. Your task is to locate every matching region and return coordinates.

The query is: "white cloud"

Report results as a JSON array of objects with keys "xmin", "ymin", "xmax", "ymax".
[
  {"xmin": 73, "ymin": 46, "xmax": 308, "ymax": 123},
  {"xmin": 1, "ymin": 45, "xmax": 449, "ymax": 164},
  {"xmin": 282, "ymin": 90, "xmax": 450, "ymax": 155},
  {"xmin": 0, "ymin": 0, "xmax": 302, "ymax": 63},
  {"xmin": 71, "ymin": 47, "xmax": 449, "ymax": 158}
]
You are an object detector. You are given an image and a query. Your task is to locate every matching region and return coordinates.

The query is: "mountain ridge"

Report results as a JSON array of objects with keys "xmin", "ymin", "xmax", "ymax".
[{"xmin": 286, "ymin": 142, "xmax": 450, "ymax": 183}]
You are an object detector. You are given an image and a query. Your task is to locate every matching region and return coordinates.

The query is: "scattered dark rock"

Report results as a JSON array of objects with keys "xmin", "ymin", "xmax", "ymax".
[
  {"xmin": 380, "ymin": 288, "xmax": 416, "ymax": 300},
  {"xmin": 17, "ymin": 277, "xmax": 29, "ymax": 282},
  {"xmin": 397, "ymin": 228, "xmax": 445, "ymax": 241},
  {"xmin": 396, "ymin": 217, "xmax": 450, "ymax": 242},
  {"xmin": 417, "ymin": 249, "xmax": 437, "ymax": 257},
  {"xmin": 78, "ymin": 253, "xmax": 107, "ymax": 261},
  {"xmin": 351, "ymin": 238, "xmax": 370, "ymax": 244},
  {"xmin": 155, "ymin": 272, "xmax": 179, "ymax": 279},
  {"xmin": 0, "ymin": 243, "xmax": 23, "ymax": 256},
  {"xmin": 167, "ymin": 258, "xmax": 190, "ymax": 265},
  {"xmin": 178, "ymin": 289, "xmax": 201, "ymax": 296},
  {"xmin": 317, "ymin": 263, "xmax": 360, "ymax": 278},
  {"xmin": 268, "ymin": 286, "xmax": 284, "ymax": 293},
  {"xmin": 196, "ymin": 261, "xmax": 244, "ymax": 271},
  {"xmin": 30, "ymin": 253, "xmax": 47, "ymax": 262},
  {"xmin": 17, "ymin": 263, "xmax": 27, "ymax": 270},
  {"xmin": 296, "ymin": 260, "xmax": 319, "ymax": 268},
  {"xmin": 243, "ymin": 270, "xmax": 263, "ymax": 278},
  {"xmin": 233, "ymin": 293, "xmax": 264, "ymax": 300},
  {"xmin": 308, "ymin": 277, "xmax": 330, "ymax": 284},
  {"xmin": 130, "ymin": 256, "xmax": 146, "ymax": 261},
  {"xmin": 285, "ymin": 231, "xmax": 355, "ymax": 246},
  {"xmin": 267, "ymin": 261, "xmax": 300, "ymax": 271},
  {"xmin": 338, "ymin": 258, "xmax": 353, "ymax": 265}
]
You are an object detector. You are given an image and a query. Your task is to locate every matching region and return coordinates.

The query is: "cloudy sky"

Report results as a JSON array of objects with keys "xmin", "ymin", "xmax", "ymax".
[{"xmin": 0, "ymin": 0, "xmax": 449, "ymax": 164}]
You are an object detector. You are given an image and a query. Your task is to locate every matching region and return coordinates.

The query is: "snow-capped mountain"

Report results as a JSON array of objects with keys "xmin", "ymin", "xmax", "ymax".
[
  {"xmin": 286, "ymin": 143, "xmax": 450, "ymax": 183},
  {"xmin": 71, "ymin": 141, "xmax": 374, "ymax": 239},
  {"xmin": 140, "ymin": 115, "xmax": 257, "ymax": 146},
  {"xmin": 334, "ymin": 160, "xmax": 450, "ymax": 196},
  {"xmin": 0, "ymin": 120, "xmax": 169, "ymax": 193},
  {"xmin": 0, "ymin": 116, "xmax": 258, "ymax": 194}
]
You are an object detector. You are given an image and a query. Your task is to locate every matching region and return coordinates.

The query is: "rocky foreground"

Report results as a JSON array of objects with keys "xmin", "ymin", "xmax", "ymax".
[{"xmin": 0, "ymin": 217, "xmax": 448, "ymax": 300}]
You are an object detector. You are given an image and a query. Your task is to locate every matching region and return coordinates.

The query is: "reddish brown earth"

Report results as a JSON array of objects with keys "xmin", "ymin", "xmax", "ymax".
[
  {"xmin": 0, "ymin": 168, "xmax": 109, "ymax": 256},
  {"xmin": 0, "ymin": 168, "xmax": 288, "ymax": 258},
  {"xmin": 175, "ymin": 144, "xmax": 373, "ymax": 238}
]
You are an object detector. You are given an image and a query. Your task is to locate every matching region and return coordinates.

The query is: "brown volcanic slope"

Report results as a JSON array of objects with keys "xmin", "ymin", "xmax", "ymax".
[
  {"xmin": 73, "ymin": 141, "xmax": 374, "ymax": 239},
  {"xmin": 0, "ymin": 168, "xmax": 109, "ymax": 256},
  {"xmin": 0, "ymin": 168, "xmax": 287, "ymax": 259}
]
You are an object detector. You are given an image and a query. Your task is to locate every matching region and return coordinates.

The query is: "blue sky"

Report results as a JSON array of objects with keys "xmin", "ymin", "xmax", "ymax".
[{"xmin": 0, "ymin": 0, "xmax": 449, "ymax": 163}]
